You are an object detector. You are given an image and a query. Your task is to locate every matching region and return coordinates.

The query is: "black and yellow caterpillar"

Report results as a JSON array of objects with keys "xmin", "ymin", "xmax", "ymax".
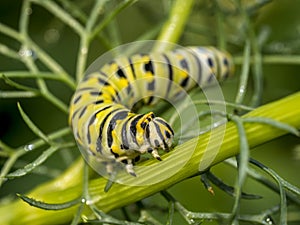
[{"xmin": 69, "ymin": 46, "xmax": 234, "ymax": 176}]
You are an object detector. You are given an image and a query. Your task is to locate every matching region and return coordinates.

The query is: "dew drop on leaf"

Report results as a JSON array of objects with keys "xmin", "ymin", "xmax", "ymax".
[
  {"xmin": 263, "ymin": 215, "xmax": 275, "ymax": 225},
  {"xmin": 18, "ymin": 47, "xmax": 37, "ymax": 60},
  {"xmin": 24, "ymin": 144, "xmax": 34, "ymax": 151}
]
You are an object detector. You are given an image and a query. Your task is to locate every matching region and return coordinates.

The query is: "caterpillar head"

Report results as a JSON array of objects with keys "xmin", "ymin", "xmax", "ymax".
[{"xmin": 143, "ymin": 113, "xmax": 174, "ymax": 155}]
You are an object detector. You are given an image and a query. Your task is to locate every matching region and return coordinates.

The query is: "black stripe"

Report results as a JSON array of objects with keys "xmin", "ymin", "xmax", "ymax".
[
  {"xmin": 144, "ymin": 58, "xmax": 154, "ymax": 74},
  {"xmin": 145, "ymin": 123, "xmax": 150, "ymax": 139},
  {"xmin": 107, "ymin": 110, "xmax": 129, "ymax": 148},
  {"xmin": 153, "ymin": 121, "xmax": 165, "ymax": 148},
  {"xmin": 87, "ymin": 105, "xmax": 112, "ymax": 147},
  {"xmin": 87, "ymin": 113, "xmax": 96, "ymax": 144},
  {"xmin": 94, "ymin": 105, "xmax": 113, "ymax": 152},
  {"xmin": 121, "ymin": 114, "xmax": 135, "ymax": 150},
  {"xmin": 73, "ymin": 95, "xmax": 81, "ymax": 104},
  {"xmin": 162, "ymin": 54, "xmax": 173, "ymax": 97},
  {"xmin": 180, "ymin": 76, "xmax": 189, "ymax": 88},
  {"xmin": 97, "ymin": 76, "xmax": 110, "ymax": 86},
  {"xmin": 126, "ymin": 84, "xmax": 132, "ymax": 94},
  {"xmin": 180, "ymin": 58, "xmax": 189, "ymax": 70},
  {"xmin": 130, "ymin": 114, "xmax": 144, "ymax": 145},
  {"xmin": 71, "ymin": 109, "xmax": 80, "ymax": 124},
  {"xmin": 207, "ymin": 57, "xmax": 214, "ymax": 68},
  {"xmin": 94, "ymin": 100, "xmax": 104, "ymax": 104},
  {"xmin": 128, "ymin": 57, "xmax": 136, "ymax": 79},
  {"xmin": 78, "ymin": 106, "xmax": 87, "ymax": 119},
  {"xmin": 90, "ymin": 91, "xmax": 101, "ymax": 96},
  {"xmin": 147, "ymin": 79, "xmax": 155, "ymax": 91},
  {"xmin": 97, "ymin": 110, "xmax": 115, "ymax": 152},
  {"xmin": 147, "ymin": 96, "xmax": 154, "ymax": 105},
  {"xmin": 155, "ymin": 118, "xmax": 174, "ymax": 135},
  {"xmin": 207, "ymin": 48, "xmax": 220, "ymax": 80},
  {"xmin": 117, "ymin": 67, "xmax": 126, "ymax": 78}
]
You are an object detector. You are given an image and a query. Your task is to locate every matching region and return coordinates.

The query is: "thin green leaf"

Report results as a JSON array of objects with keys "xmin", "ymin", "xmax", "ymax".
[
  {"xmin": 153, "ymin": 0, "xmax": 195, "ymax": 51},
  {"xmin": 2, "ymin": 71, "xmax": 67, "ymax": 81},
  {"xmin": 70, "ymin": 203, "xmax": 85, "ymax": 225},
  {"xmin": 280, "ymin": 178, "xmax": 300, "ymax": 197},
  {"xmin": 1, "ymin": 74, "xmax": 40, "ymax": 93},
  {"xmin": 58, "ymin": 0, "xmax": 87, "ymax": 23},
  {"xmin": 250, "ymin": 159, "xmax": 287, "ymax": 225},
  {"xmin": 31, "ymin": 0, "xmax": 84, "ymax": 36},
  {"xmin": 85, "ymin": 0, "xmax": 109, "ymax": 32},
  {"xmin": 193, "ymin": 100, "xmax": 254, "ymax": 111},
  {"xmin": 0, "ymin": 140, "xmax": 14, "ymax": 154},
  {"xmin": 17, "ymin": 102, "xmax": 52, "ymax": 144},
  {"xmin": 139, "ymin": 209, "xmax": 163, "ymax": 225},
  {"xmin": 230, "ymin": 115, "xmax": 250, "ymax": 219},
  {"xmin": 58, "ymin": 0, "xmax": 113, "ymax": 50},
  {"xmin": 226, "ymin": 157, "xmax": 300, "ymax": 206},
  {"xmin": 235, "ymin": 39, "xmax": 251, "ymax": 105},
  {"xmin": 0, "ymin": 91, "xmax": 38, "ymax": 98},
  {"xmin": 13, "ymin": 160, "xmax": 61, "ymax": 178},
  {"xmin": 17, "ymin": 194, "xmax": 82, "ymax": 210},
  {"xmin": 243, "ymin": 117, "xmax": 300, "ymax": 136},
  {"xmin": 250, "ymin": 24, "xmax": 264, "ymax": 107},
  {"xmin": 5, "ymin": 145, "xmax": 59, "ymax": 178},
  {"xmin": 0, "ymin": 43, "xmax": 20, "ymax": 60},
  {"xmin": 90, "ymin": 0, "xmax": 138, "ymax": 40},
  {"xmin": 89, "ymin": 205, "xmax": 144, "ymax": 225},
  {"xmin": 0, "ymin": 22, "xmax": 23, "ymax": 42},
  {"xmin": 166, "ymin": 201, "xmax": 175, "ymax": 225}
]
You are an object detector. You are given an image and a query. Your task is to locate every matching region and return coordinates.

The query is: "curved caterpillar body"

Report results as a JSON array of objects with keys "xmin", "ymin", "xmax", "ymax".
[{"xmin": 69, "ymin": 46, "xmax": 234, "ymax": 176}]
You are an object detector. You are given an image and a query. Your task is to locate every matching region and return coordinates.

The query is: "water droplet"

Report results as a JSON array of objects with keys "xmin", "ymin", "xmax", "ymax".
[
  {"xmin": 44, "ymin": 28, "xmax": 60, "ymax": 44},
  {"xmin": 263, "ymin": 215, "xmax": 275, "ymax": 225},
  {"xmin": 18, "ymin": 47, "xmax": 37, "ymax": 60},
  {"xmin": 24, "ymin": 144, "xmax": 34, "ymax": 151}
]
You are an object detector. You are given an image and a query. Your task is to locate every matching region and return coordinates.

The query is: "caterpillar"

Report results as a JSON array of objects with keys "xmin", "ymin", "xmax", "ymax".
[{"xmin": 69, "ymin": 46, "xmax": 234, "ymax": 177}]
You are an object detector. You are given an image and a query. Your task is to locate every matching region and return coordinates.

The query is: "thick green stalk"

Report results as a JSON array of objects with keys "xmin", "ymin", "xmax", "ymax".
[
  {"xmin": 1, "ymin": 92, "xmax": 300, "ymax": 225},
  {"xmin": 153, "ymin": 0, "xmax": 195, "ymax": 52}
]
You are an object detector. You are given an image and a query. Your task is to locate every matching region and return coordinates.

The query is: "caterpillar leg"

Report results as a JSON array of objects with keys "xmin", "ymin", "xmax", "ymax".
[
  {"xmin": 125, "ymin": 162, "xmax": 136, "ymax": 177},
  {"xmin": 115, "ymin": 156, "xmax": 136, "ymax": 177},
  {"xmin": 147, "ymin": 148, "xmax": 162, "ymax": 161}
]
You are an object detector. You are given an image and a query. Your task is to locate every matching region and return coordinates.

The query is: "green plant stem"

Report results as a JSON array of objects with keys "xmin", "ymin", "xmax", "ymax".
[
  {"xmin": 90, "ymin": 0, "xmax": 137, "ymax": 41},
  {"xmin": 249, "ymin": 23, "xmax": 263, "ymax": 107},
  {"xmin": 153, "ymin": 0, "xmax": 195, "ymax": 51},
  {"xmin": 214, "ymin": 0, "xmax": 226, "ymax": 50},
  {"xmin": 234, "ymin": 54, "xmax": 300, "ymax": 65},
  {"xmin": 31, "ymin": 0, "xmax": 85, "ymax": 36},
  {"xmin": 1, "ymin": 92, "xmax": 300, "ymax": 224},
  {"xmin": 75, "ymin": 0, "xmax": 108, "ymax": 82},
  {"xmin": 235, "ymin": 39, "xmax": 251, "ymax": 105}
]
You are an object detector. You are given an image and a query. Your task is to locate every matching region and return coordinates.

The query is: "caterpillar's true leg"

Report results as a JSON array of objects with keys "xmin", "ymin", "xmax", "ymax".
[
  {"xmin": 147, "ymin": 148, "xmax": 162, "ymax": 161},
  {"xmin": 115, "ymin": 156, "xmax": 136, "ymax": 177},
  {"xmin": 125, "ymin": 159, "xmax": 136, "ymax": 177}
]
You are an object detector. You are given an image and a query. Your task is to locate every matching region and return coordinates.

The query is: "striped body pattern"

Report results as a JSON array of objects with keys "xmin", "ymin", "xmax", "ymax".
[{"xmin": 69, "ymin": 46, "xmax": 234, "ymax": 176}]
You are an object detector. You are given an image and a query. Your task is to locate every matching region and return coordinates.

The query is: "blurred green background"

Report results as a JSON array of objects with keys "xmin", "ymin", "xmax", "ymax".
[{"xmin": 0, "ymin": 0, "xmax": 300, "ymax": 224}]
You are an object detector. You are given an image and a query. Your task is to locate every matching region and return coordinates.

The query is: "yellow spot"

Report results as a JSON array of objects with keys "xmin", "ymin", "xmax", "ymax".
[
  {"xmin": 136, "ymin": 112, "xmax": 154, "ymax": 144},
  {"xmin": 111, "ymin": 130, "xmax": 123, "ymax": 155}
]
